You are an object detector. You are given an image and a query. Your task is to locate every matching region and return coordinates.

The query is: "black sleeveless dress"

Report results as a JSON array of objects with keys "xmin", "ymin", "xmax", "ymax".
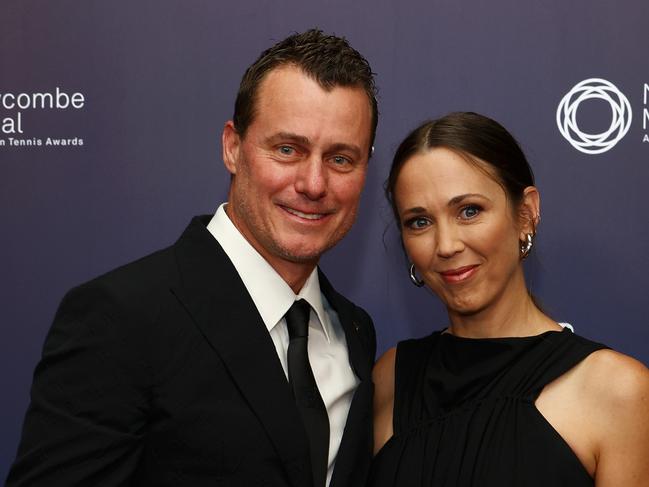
[{"xmin": 368, "ymin": 328, "xmax": 607, "ymax": 487}]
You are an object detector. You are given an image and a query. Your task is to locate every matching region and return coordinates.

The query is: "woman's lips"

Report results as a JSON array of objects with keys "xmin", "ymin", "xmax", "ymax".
[{"xmin": 438, "ymin": 265, "xmax": 479, "ymax": 284}]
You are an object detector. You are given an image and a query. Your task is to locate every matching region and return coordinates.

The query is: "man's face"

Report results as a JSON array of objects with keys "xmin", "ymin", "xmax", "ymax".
[{"xmin": 223, "ymin": 65, "xmax": 372, "ymax": 273}]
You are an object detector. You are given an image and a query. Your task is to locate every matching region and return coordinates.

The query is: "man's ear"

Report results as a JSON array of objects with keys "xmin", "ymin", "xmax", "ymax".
[
  {"xmin": 222, "ymin": 120, "xmax": 241, "ymax": 175},
  {"xmin": 518, "ymin": 186, "xmax": 541, "ymax": 239}
]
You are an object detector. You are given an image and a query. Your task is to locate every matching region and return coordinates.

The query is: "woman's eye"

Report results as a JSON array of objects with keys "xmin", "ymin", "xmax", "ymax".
[
  {"xmin": 405, "ymin": 217, "xmax": 430, "ymax": 229},
  {"xmin": 459, "ymin": 205, "xmax": 481, "ymax": 219}
]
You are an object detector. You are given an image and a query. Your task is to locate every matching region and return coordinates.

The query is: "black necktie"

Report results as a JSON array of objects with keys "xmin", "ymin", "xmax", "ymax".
[{"xmin": 285, "ymin": 299, "xmax": 330, "ymax": 487}]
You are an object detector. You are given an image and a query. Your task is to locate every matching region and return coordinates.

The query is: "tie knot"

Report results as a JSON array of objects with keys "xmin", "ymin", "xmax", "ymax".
[{"xmin": 285, "ymin": 299, "xmax": 311, "ymax": 339}]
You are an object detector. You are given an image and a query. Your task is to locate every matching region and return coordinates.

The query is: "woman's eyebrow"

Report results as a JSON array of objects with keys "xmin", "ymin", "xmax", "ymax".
[{"xmin": 447, "ymin": 193, "xmax": 490, "ymax": 206}]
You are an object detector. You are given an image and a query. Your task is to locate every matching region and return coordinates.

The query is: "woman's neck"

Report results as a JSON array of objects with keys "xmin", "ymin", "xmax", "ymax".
[{"xmin": 446, "ymin": 274, "xmax": 561, "ymax": 338}]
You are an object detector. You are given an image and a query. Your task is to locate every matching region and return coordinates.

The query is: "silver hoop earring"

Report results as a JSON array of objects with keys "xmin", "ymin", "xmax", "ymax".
[
  {"xmin": 409, "ymin": 263, "xmax": 425, "ymax": 287},
  {"xmin": 520, "ymin": 233, "xmax": 534, "ymax": 260}
]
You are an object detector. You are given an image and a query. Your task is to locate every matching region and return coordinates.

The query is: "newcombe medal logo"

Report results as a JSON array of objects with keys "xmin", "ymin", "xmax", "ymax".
[{"xmin": 556, "ymin": 78, "xmax": 632, "ymax": 155}]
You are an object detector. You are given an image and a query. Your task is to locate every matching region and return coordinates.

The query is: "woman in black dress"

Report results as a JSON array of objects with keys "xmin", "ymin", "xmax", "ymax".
[{"xmin": 370, "ymin": 112, "xmax": 649, "ymax": 486}]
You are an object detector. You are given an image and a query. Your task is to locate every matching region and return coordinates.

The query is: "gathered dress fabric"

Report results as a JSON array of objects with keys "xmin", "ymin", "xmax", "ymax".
[{"xmin": 368, "ymin": 328, "xmax": 607, "ymax": 487}]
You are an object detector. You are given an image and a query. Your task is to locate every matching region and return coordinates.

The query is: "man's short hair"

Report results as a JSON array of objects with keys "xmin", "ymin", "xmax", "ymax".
[{"xmin": 233, "ymin": 29, "xmax": 378, "ymax": 155}]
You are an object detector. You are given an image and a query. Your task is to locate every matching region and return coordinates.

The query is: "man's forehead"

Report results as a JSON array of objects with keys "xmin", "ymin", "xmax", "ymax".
[{"xmin": 237, "ymin": 65, "xmax": 371, "ymax": 157}]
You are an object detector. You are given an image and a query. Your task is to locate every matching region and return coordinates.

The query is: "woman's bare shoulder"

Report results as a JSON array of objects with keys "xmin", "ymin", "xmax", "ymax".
[
  {"xmin": 373, "ymin": 347, "xmax": 397, "ymax": 399},
  {"xmin": 578, "ymin": 349, "xmax": 649, "ymax": 485},
  {"xmin": 578, "ymin": 348, "xmax": 649, "ymax": 404},
  {"xmin": 372, "ymin": 347, "xmax": 397, "ymax": 455}
]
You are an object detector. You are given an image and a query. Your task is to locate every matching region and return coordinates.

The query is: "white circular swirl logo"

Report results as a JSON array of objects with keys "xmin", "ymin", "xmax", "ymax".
[{"xmin": 556, "ymin": 78, "xmax": 632, "ymax": 155}]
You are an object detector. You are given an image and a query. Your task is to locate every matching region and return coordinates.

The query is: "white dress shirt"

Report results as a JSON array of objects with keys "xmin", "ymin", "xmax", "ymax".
[{"xmin": 207, "ymin": 203, "xmax": 359, "ymax": 486}]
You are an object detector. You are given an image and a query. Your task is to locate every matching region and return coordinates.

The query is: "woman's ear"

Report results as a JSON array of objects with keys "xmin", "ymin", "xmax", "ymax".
[
  {"xmin": 518, "ymin": 186, "xmax": 541, "ymax": 239},
  {"xmin": 222, "ymin": 120, "xmax": 241, "ymax": 175}
]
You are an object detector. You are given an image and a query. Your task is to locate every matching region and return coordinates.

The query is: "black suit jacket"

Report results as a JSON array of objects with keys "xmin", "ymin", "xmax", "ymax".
[{"xmin": 7, "ymin": 216, "xmax": 376, "ymax": 487}]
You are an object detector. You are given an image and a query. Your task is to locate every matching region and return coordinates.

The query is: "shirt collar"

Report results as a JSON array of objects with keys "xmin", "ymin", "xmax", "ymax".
[{"xmin": 206, "ymin": 203, "xmax": 332, "ymax": 342}]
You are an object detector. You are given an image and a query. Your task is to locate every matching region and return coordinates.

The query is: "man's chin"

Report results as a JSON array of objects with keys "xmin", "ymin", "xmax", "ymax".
[
  {"xmin": 272, "ymin": 240, "xmax": 332, "ymax": 265},
  {"xmin": 277, "ymin": 248, "xmax": 323, "ymax": 265}
]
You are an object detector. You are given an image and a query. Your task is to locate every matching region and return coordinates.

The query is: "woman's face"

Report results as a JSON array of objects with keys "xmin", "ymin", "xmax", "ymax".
[{"xmin": 395, "ymin": 147, "xmax": 527, "ymax": 317}]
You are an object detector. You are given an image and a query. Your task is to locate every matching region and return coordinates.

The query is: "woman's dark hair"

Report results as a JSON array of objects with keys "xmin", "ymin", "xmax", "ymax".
[{"xmin": 386, "ymin": 112, "xmax": 535, "ymax": 226}]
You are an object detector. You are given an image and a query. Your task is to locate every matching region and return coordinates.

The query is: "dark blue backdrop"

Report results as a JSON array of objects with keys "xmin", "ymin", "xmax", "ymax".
[{"xmin": 2, "ymin": 0, "xmax": 648, "ymax": 478}]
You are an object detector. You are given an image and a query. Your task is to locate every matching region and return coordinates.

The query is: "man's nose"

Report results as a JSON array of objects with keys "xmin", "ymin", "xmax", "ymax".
[{"xmin": 294, "ymin": 156, "xmax": 328, "ymax": 200}]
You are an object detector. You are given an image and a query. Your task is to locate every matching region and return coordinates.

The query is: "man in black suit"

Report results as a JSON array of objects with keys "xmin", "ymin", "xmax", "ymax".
[{"xmin": 7, "ymin": 29, "xmax": 377, "ymax": 487}]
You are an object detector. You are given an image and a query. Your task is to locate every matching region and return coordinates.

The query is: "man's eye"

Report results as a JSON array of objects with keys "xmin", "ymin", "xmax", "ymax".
[
  {"xmin": 459, "ymin": 205, "xmax": 481, "ymax": 219},
  {"xmin": 332, "ymin": 155, "xmax": 350, "ymax": 165},
  {"xmin": 278, "ymin": 146, "xmax": 295, "ymax": 155}
]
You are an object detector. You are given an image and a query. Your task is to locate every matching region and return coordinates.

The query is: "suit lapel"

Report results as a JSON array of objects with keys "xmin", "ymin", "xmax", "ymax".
[
  {"xmin": 171, "ymin": 217, "xmax": 312, "ymax": 487},
  {"xmin": 318, "ymin": 269, "xmax": 372, "ymax": 382},
  {"xmin": 319, "ymin": 269, "xmax": 374, "ymax": 487}
]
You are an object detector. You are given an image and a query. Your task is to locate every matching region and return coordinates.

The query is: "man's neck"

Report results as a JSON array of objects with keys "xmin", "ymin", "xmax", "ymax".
[{"xmin": 224, "ymin": 204, "xmax": 317, "ymax": 294}]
